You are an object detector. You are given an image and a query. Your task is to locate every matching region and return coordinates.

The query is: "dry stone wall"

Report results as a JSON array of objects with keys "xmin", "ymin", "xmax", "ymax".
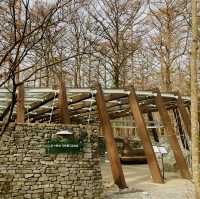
[{"xmin": 0, "ymin": 123, "xmax": 103, "ymax": 199}]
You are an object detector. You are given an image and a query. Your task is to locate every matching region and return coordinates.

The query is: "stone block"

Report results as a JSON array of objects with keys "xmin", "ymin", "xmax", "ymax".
[{"xmin": 25, "ymin": 174, "xmax": 34, "ymax": 178}]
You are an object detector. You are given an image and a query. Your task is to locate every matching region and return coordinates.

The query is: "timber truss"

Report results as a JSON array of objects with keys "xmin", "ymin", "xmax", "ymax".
[
  {"xmin": 0, "ymin": 86, "xmax": 190, "ymax": 124},
  {"xmin": 0, "ymin": 83, "xmax": 192, "ymax": 187}
]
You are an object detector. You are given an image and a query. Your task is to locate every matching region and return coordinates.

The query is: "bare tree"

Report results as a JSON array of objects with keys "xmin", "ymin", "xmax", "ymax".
[
  {"xmin": 0, "ymin": 0, "xmax": 73, "ymax": 133},
  {"xmin": 87, "ymin": 0, "xmax": 145, "ymax": 88},
  {"xmin": 147, "ymin": 0, "xmax": 189, "ymax": 92}
]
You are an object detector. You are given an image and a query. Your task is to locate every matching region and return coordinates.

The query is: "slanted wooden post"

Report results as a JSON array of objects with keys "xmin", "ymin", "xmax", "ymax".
[
  {"xmin": 154, "ymin": 89, "xmax": 191, "ymax": 179},
  {"xmin": 96, "ymin": 83, "xmax": 127, "ymax": 189},
  {"xmin": 177, "ymin": 93, "xmax": 191, "ymax": 138},
  {"xmin": 128, "ymin": 86, "xmax": 163, "ymax": 183},
  {"xmin": 58, "ymin": 74, "xmax": 71, "ymax": 124},
  {"xmin": 147, "ymin": 112, "xmax": 159, "ymax": 142},
  {"xmin": 16, "ymin": 83, "xmax": 25, "ymax": 123},
  {"xmin": 173, "ymin": 108, "xmax": 189, "ymax": 150}
]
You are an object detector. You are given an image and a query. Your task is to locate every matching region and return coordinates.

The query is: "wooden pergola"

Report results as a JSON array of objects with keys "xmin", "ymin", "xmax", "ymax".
[
  {"xmin": 0, "ymin": 87, "xmax": 190, "ymax": 123},
  {"xmin": 0, "ymin": 82, "xmax": 192, "ymax": 188}
]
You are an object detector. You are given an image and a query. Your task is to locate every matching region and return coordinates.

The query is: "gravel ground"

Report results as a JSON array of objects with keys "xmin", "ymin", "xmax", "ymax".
[{"xmin": 101, "ymin": 162, "xmax": 195, "ymax": 199}]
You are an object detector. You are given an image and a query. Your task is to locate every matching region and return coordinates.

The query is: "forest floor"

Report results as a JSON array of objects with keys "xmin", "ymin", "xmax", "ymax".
[{"xmin": 101, "ymin": 162, "xmax": 195, "ymax": 199}]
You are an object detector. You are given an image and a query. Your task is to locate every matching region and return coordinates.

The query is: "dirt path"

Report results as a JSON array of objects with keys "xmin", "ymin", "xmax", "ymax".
[{"xmin": 101, "ymin": 162, "xmax": 195, "ymax": 199}]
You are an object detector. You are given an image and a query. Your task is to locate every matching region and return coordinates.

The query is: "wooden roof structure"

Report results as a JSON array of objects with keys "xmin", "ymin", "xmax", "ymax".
[
  {"xmin": 0, "ymin": 86, "xmax": 190, "ymax": 124},
  {"xmin": 0, "ymin": 83, "xmax": 192, "ymax": 187}
]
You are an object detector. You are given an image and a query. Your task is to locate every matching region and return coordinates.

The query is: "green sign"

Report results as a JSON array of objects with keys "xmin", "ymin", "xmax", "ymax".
[{"xmin": 46, "ymin": 138, "xmax": 83, "ymax": 154}]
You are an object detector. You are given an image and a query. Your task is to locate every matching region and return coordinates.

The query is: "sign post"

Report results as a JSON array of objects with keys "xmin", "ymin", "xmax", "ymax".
[{"xmin": 153, "ymin": 145, "xmax": 168, "ymax": 180}]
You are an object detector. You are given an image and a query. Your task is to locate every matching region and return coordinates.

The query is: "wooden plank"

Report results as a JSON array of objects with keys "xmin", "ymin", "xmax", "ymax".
[
  {"xmin": 128, "ymin": 86, "xmax": 163, "ymax": 183},
  {"xmin": 16, "ymin": 83, "xmax": 25, "ymax": 123},
  {"xmin": 96, "ymin": 83, "xmax": 127, "ymax": 189},
  {"xmin": 154, "ymin": 89, "xmax": 191, "ymax": 179},
  {"xmin": 177, "ymin": 93, "xmax": 191, "ymax": 138},
  {"xmin": 58, "ymin": 77, "xmax": 71, "ymax": 124}
]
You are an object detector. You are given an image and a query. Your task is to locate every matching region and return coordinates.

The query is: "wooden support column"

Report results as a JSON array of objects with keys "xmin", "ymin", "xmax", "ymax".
[
  {"xmin": 96, "ymin": 83, "xmax": 127, "ymax": 189},
  {"xmin": 154, "ymin": 89, "xmax": 191, "ymax": 179},
  {"xmin": 177, "ymin": 93, "xmax": 191, "ymax": 138},
  {"xmin": 16, "ymin": 83, "xmax": 25, "ymax": 123},
  {"xmin": 128, "ymin": 86, "xmax": 163, "ymax": 183},
  {"xmin": 173, "ymin": 109, "xmax": 189, "ymax": 150},
  {"xmin": 147, "ymin": 112, "xmax": 159, "ymax": 142},
  {"xmin": 58, "ymin": 76, "xmax": 71, "ymax": 124}
]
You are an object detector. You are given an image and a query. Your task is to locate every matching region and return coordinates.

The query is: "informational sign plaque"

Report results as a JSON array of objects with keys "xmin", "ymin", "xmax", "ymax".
[
  {"xmin": 46, "ymin": 138, "xmax": 83, "ymax": 154},
  {"xmin": 153, "ymin": 145, "xmax": 168, "ymax": 180},
  {"xmin": 158, "ymin": 146, "xmax": 167, "ymax": 154},
  {"xmin": 153, "ymin": 146, "xmax": 168, "ymax": 154}
]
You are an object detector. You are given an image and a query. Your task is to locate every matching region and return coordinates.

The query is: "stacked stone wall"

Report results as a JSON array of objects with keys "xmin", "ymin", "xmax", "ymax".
[{"xmin": 0, "ymin": 123, "xmax": 103, "ymax": 199}]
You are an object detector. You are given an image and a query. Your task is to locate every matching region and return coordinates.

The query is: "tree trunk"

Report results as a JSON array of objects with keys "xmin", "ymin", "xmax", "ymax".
[
  {"xmin": 191, "ymin": 0, "xmax": 200, "ymax": 198},
  {"xmin": 165, "ymin": 64, "xmax": 172, "ymax": 91},
  {"xmin": 75, "ymin": 36, "xmax": 81, "ymax": 88},
  {"xmin": 113, "ymin": 65, "xmax": 120, "ymax": 88},
  {"xmin": 160, "ymin": 57, "xmax": 165, "ymax": 91},
  {"xmin": 164, "ymin": 8, "xmax": 172, "ymax": 92}
]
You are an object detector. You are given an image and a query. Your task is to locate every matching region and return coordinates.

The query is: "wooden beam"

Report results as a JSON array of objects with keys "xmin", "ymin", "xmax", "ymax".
[
  {"xmin": 147, "ymin": 112, "xmax": 159, "ymax": 142},
  {"xmin": 68, "ymin": 93, "xmax": 92, "ymax": 105},
  {"xmin": 26, "ymin": 94, "xmax": 92, "ymax": 121},
  {"xmin": 109, "ymin": 109, "xmax": 130, "ymax": 120},
  {"xmin": 58, "ymin": 77, "xmax": 71, "ymax": 124},
  {"xmin": 177, "ymin": 93, "xmax": 191, "ymax": 138},
  {"xmin": 31, "ymin": 110, "xmax": 86, "ymax": 124},
  {"xmin": 104, "ymin": 93, "xmax": 128, "ymax": 102},
  {"xmin": 96, "ymin": 83, "xmax": 127, "ymax": 189},
  {"xmin": 173, "ymin": 108, "xmax": 189, "ymax": 150},
  {"xmin": 70, "ymin": 101, "xmax": 91, "ymax": 111},
  {"xmin": 154, "ymin": 89, "xmax": 191, "ymax": 179},
  {"xmin": 70, "ymin": 93, "xmax": 127, "ymax": 113},
  {"xmin": 26, "ymin": 92, "xmax": 58, "ymax": 113},
  {"xmin": 30, "ymin": 113, "xmax": 52, "ymax": 123},
  {"xmin": 16, "ymin": 83, "xmax": 25, "ymax": 123},
  {"xmin": 128, "ymin": 86, "xmax": 163, "ymax": 183}
]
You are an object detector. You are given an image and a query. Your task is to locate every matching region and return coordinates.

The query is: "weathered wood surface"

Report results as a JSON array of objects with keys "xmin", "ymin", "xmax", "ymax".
[
  {"xmin": 155, "ymin": 89, "xmax": 191, "ymax": 179},
  {"xmin": 96, "ymin": 83, "xmax": 127, "ymax": 189},
  {"xmin": 128, "ymin": 86, "xmax": 163, "ymax": 183}
]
